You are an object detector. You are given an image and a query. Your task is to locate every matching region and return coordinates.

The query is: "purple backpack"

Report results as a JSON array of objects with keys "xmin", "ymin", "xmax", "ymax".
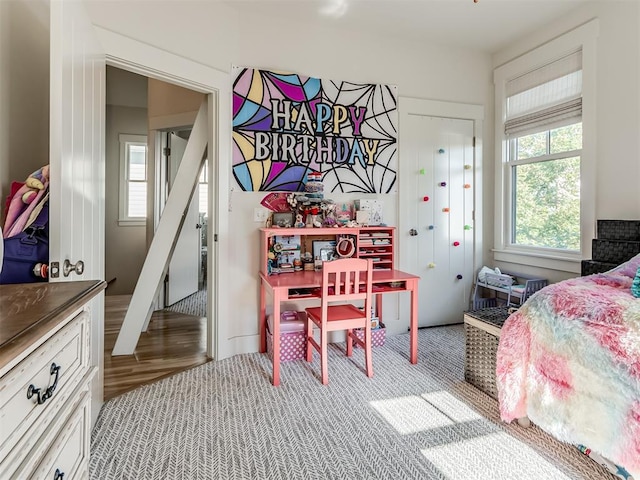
[{"xmin": 0, "ymin": 201, "xmax": 49, "ymax": 284}]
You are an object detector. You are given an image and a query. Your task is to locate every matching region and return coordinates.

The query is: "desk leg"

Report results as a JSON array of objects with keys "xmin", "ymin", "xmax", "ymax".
[
  {"xmin": 259, "ymin": 280, "xmax": 267, "ymax": 353},
  {"xmin": 408, "ymin": 278, "xmax": 418, "ymax": 364},
  {"xmin": 272, "ymin": 289, "xmax": 282, "ymax": 386},
  {"xmin": 375, "ymin": 294, "xmax": 383, "ymax": 324}
]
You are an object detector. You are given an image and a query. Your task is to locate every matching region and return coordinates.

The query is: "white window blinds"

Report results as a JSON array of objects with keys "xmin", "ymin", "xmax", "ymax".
[{"xmin": 505, "ymin": 50, "xmax": 582, "ymax": 136}]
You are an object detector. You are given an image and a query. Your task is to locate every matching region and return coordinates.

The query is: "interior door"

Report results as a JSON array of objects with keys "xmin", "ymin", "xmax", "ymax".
[
  {"xmin": 49, "ymin": 0, "xmax": 105, "ymax": 423},
  {"xmin": 403, "ymin": 115, "xmax": 475, "ymax": 326},
  {"xmin": 166, "ymin": 132, "xmax": 200, "ymax": 305}
]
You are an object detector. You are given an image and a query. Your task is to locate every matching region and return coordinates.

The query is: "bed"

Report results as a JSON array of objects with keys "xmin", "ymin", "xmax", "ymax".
[{"xmin": 496, "ymin": 253, "xmax": 640, "ymax": 478}]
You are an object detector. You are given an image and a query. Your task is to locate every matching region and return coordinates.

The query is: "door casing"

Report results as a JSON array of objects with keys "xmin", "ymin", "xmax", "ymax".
[{"xmin": 94, "ymin": 26, "xmax": 231, "ymax": 361}]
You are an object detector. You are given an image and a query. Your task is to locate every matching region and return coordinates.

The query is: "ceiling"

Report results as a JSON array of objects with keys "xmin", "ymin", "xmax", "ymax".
[{"xmin": 223, "ymin": 0, "xmax": 590, "ymax": 53}]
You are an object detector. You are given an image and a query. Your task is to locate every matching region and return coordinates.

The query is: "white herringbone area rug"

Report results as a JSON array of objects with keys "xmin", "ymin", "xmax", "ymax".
[{"xmin": 90, "ymin": 326, "xmax": 615, "ymax": 480}]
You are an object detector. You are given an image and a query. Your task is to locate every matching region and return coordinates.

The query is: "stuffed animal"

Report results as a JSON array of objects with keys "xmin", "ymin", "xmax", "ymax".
[
  {"xmin": 632, "ymin": 266, "xmax": 640, "ymax": 298},
  {"xmin": 3, "ymin": 165, "xmax": 50, "ymax": 238}
]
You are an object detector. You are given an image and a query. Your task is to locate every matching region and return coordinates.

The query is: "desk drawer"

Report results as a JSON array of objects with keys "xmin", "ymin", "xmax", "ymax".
[{"xmin": 0, "ymin": 310, "xmax": 89, "ymax": 462}]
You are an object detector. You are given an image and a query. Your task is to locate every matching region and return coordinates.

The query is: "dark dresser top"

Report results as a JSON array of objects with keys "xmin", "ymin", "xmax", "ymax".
[{"xmin": 0, "ymin": 280, "xmax": 106, "ymax": 371}]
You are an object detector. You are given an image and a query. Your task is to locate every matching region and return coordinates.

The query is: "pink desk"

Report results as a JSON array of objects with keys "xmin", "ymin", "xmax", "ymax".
[{"xmin": 259, "ymin": 269, "xmax": 420, "ymax": 386}]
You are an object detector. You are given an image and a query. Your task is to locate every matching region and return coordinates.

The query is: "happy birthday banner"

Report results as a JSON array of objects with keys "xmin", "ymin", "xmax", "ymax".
[{"xmin": 232, "ymin": 67, "xmax": 397, "ymax": 193}]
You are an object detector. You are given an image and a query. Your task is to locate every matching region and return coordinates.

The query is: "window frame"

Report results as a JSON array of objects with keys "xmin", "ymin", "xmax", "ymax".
[
  {"xmin": 493, "ymin": 20, "xmax": 598, "ymax": 273},
  {"xmin": 118, "ymin": 133, "xmax": 148, "ymax": 226}
]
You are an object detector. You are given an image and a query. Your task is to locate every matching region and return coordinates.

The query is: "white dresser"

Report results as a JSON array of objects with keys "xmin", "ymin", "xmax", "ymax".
[{"xmin": 0, "ymin": 280, "xmax": 106, "ymax": 480}]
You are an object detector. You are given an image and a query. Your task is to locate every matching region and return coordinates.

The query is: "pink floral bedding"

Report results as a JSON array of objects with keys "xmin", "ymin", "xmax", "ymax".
[{"xmin": 496, "ymin": 255, "xmax": 640, "ymax": 477}]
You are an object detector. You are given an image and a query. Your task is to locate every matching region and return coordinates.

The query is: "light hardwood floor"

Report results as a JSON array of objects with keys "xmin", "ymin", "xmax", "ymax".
[{"xmin": 104, "ymin": 295, "xmax": 210, "ymax": 400}]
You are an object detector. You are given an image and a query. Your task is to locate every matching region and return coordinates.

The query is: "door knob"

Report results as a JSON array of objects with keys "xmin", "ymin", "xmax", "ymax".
[
  {"xmin": 409, "ymin": 229, "xmax": 418, "ymax": 236},
  {"xmin": 63, "ymin": 259, "xmax": 84, "ymax": 277}
]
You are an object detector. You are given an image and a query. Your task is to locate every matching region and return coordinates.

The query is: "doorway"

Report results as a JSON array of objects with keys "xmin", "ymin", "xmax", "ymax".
[{"xmin": 103, "ymin": 65, "xmax": 212, "ymax": 397}]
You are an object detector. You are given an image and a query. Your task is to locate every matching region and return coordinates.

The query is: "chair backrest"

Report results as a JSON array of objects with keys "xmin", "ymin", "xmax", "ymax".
[{"xmin": 320, "ymin": 258, "xmax": 373, "ymax": 315}]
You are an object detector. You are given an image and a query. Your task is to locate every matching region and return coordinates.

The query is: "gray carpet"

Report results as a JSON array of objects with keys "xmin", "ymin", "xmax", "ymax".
[
  {"xmin": 90, "ymin": 325, "xmax": 614, "ymax": 479},
  {"xmin": 164, "ymin": 289, "xmax": 206, "ymax": 318}
]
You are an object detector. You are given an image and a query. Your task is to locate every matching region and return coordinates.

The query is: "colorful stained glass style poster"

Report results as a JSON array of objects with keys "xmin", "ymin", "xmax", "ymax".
[{"xmin": 232, "ymin": 67, "xmax": 397, "ymax": 193}]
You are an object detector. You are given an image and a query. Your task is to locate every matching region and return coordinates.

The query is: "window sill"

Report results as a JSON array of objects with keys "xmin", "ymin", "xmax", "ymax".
[
  {"xmin": 492, "ymin": 248, "xmax": 581, "ymax": 274},
  {"xmin": 118, "ymin": 219, "xmax": 146, "ymax": 227}
]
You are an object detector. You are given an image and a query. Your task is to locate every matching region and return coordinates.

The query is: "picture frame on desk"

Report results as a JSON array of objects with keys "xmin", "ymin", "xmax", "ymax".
[
  {"xmin": 272, "ymin": 211, "xmax": 295, "ymax": 228},
  {"xmin": 312, "ymin": 240, "xmax": 336, "ymax": 262}
]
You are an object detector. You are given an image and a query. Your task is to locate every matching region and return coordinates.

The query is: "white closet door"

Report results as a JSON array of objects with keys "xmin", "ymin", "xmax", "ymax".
[{"xmin": 402, "ymin": 115, "xmax": 475, "ymax": 327}]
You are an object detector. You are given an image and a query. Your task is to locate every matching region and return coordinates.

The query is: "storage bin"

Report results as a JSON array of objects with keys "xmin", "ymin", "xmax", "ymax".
[
  {"xmin": 354, "ymin": 323, "xmax": 386, "ymax": 347},
  {"xmin": 581, "ymin": 260, "xmax": 616, "ymax": 276},
  {"xmin": 592, "ymin": 239, "xmax": 640, "ymax": 265},
  {"xmin": 463, "ymin": 307, "xmax": 510, "ymax": 399},
  {"xmin": 266, "ymin": 329, "xmax": 306, "ymax": 362},
  {"xmin": 597, "ymin": 220, "xmax": 640, "ymax": 241},
  {"xmin": 266, "ymin": 310, "xmax": 306, "ymax": 362}
]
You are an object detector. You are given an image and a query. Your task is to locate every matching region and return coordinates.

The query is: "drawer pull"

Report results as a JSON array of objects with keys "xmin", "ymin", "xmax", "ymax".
[
  {"xmin": 53, "ymin": 468, "xmax": 65, "ymax": 479},
  {"xmin": 26, "ymin": 363, "xmax": 61, "ymax": 405}
]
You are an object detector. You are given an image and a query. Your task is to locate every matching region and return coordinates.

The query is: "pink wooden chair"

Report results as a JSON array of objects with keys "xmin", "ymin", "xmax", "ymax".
[{"xmin": 305, "ymin": 258, "xmax": 374, "ymax": 385}]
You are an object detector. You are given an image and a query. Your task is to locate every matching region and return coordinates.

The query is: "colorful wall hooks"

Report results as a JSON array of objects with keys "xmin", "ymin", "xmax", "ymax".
[
  {"xmin": 439, "ymin": 181, "xmax": 447, "ymax": 187},
  {"xmin": 464, "ymin": 184, "xmax": 471, "ymax": 189},
  {"xmin": 423, "ymin": 196, "xmax": 430, "ymax": 202},
  {"xmin": 428, "ymin": 262, "xmax": 436, "ymax": 268},
  {"xmin": 442, "ymin": 207, "xmax": 450, "ymax": 213},
  {"xmin": 464, "ymin": 224, "xmax": 472, "ymax": 230},
  {"xmin": 464, "ymin": 164, "xmax": 472, "ymax": 170},
  {"xmin": 428, "ymin": 225, "xmax": 435, "ymax": 230},
  {"xmin": 438, "ymin": 148, "xmax": 445, "ymax": 154},
  {"xmin": 453, "ymin": 241, "xmax": 460, "ymax": 247},
  {"xmin": 456, "ymin": 274, "xmax": 463, "ymax": 280},
  {"xmin": 419, "ymin": 169, "xmax": 425, "ymax": 175}
]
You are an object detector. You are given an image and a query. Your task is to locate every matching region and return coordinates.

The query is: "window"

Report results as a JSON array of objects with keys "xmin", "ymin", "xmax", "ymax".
[
  {"xmin": 509, "ymin": 123, "xmax": 582, "ymax": 250},
  {"xmin": 493, "ymin": 20, "xmax": 598, "ymax": 272},
  {"xmin": 119, "ymin": 134, "xmax": 148, "ymax": 226}
]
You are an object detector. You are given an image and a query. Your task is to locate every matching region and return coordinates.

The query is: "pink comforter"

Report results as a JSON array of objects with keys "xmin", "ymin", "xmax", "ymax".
[{"xmin": 496, "ymin": 255, "xmax": 640, "ymax": 477}]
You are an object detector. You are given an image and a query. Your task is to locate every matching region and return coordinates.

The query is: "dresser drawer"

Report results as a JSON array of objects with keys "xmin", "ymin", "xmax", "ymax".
[
  {"xmin": 28, "ymin": 393, "xmax": 91, "ymax": 480},
  {"xmin": 0, "ymin": 310, "xmax": 89, "ymax": 462}
]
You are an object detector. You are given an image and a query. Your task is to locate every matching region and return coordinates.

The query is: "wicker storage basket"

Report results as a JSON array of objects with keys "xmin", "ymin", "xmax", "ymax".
[
  {"xmin": 463, "ymin": 307, "xmax": 510, "ymax": 399},
  {"xmin": 581, "ymin": 260, "xmax": 616, "ymax": 276},
  {"xmin": 597, "ymin": 220, "xmax": 640, "ymax": 241},
  {"xmin": 464, "ymin": 324, "xmax": 499, "ymax": 399},
  {"xmin": 592, "ymin": 239, "xmax": 640, "ymax": 264}
]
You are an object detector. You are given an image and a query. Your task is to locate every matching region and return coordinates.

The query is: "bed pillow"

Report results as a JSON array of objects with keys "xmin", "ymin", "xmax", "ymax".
[{"xmin": 632, "ymin": 266, "xmax": 640, "ymax": 298}]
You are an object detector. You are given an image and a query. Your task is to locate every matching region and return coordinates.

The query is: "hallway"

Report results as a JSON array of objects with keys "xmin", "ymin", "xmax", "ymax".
[{"xmin": 104, "ymin": 295, "xmax": 209, "ymax": 400}]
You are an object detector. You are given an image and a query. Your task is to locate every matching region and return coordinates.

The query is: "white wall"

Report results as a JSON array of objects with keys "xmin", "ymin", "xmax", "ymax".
[
  {"xmin": 86, "ymin": 1, "xmax": 640, "ymax": 357},
  {"xmin": 491, "ymin": 1, "xmax": 640, "ymax": 284},
  {"xmin": 105, "ymin": 105, "xmax": 148, "ymax": 294},
  {"xmin": 4, "ymin": 0, "xmax": 637, "ymax": 357},
  {"xmin": 0, "ymin": 0, "xmax": 49, "ymax": 226},
  {"xmin": 104, "ymin": 67, "xmax": 149, "ymax": 295},
  {"xmin": 83, "ymin": 0, "xmax": 492, "ymax": 353}
]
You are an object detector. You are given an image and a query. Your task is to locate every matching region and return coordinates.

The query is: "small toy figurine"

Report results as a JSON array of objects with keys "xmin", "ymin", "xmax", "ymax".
[
  {"xmin": 295, "ymin": 213, "xmax": 305, "ymax": 228},
  {"xmin": 322, "ymin": 201, "xmax": 339, "ymax": 227}
]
